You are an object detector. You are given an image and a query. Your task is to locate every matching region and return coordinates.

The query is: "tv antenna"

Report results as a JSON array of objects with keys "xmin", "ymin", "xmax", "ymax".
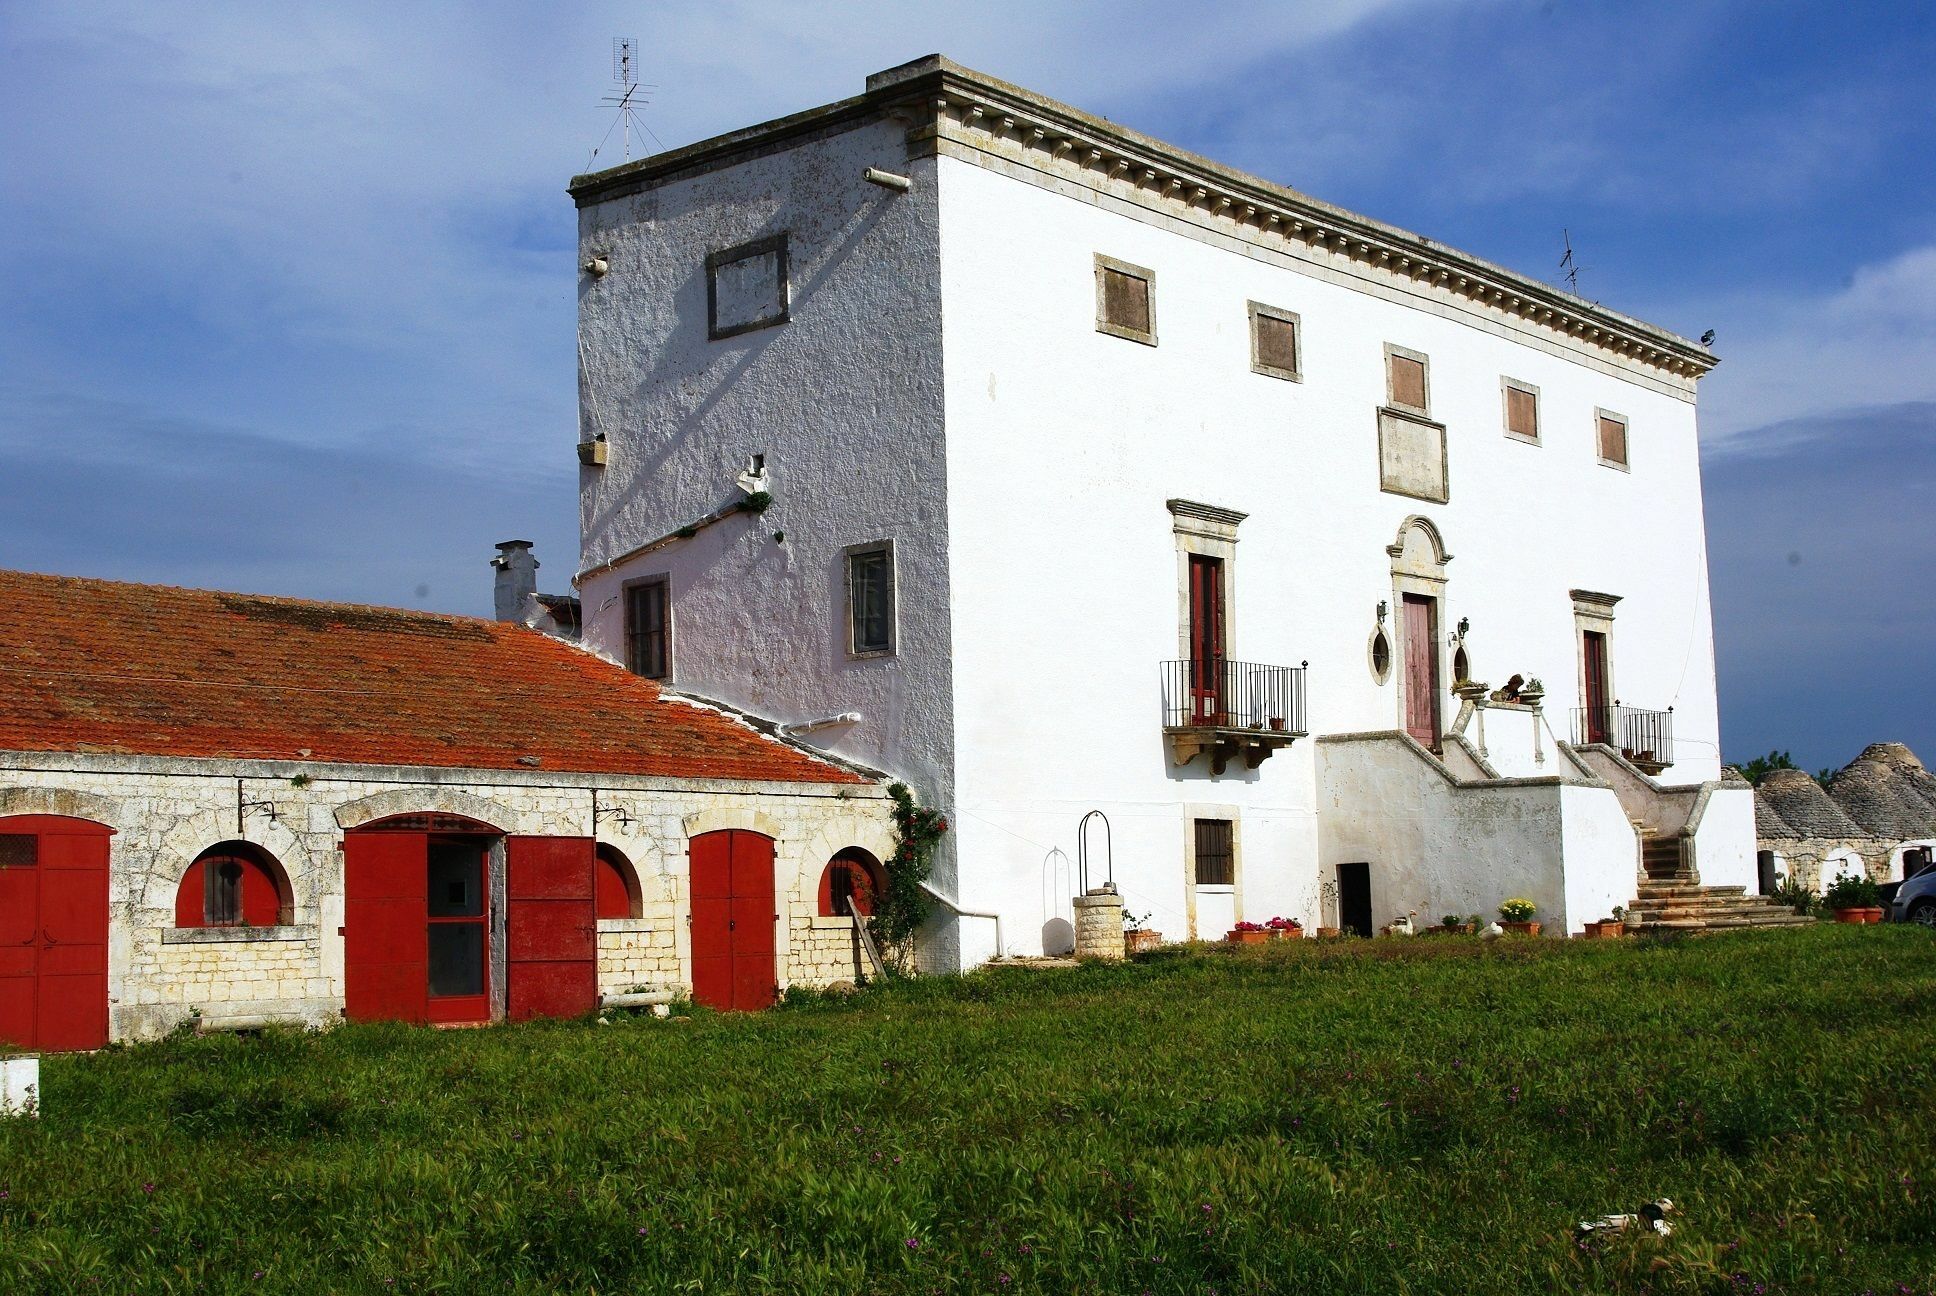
[
  {"xmin": 1559, "ymin": 228, "xmax": 1583, "ymax": 294},
  {"xmin": 588, "ymin": 37, "xmax": 663, "ymax": 169}
]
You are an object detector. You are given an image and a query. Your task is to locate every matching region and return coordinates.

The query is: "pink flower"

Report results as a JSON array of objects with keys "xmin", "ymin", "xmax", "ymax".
[{"xmin": 905, "ymin": 1237, "xmax": 921, "ymax": 1250}]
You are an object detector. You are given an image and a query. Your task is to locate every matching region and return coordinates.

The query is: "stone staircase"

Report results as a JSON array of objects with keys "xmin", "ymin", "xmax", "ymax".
[{"xmin": 1627, "ymin": 828, "xmax": 1812, "ymax": 932}]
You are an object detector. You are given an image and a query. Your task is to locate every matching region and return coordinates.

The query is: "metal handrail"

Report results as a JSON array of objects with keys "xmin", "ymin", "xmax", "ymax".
[
  {"xmin": 1160, "ymin": 659, "xmax": 1307, "ymax": 734},
  {"xmin": 1571, "ymin": 703, "xmax": 1674, "ymax": 768}
]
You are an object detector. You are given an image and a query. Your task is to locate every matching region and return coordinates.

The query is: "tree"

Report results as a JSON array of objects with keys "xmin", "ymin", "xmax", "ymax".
[{"xmin": 1737, "ymin": 749, "xmax": 1797, "ymax": 785}]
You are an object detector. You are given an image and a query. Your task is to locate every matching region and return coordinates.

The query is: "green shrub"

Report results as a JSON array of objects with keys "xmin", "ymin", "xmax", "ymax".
[{"xmin": 1822, "ymin": 870, "xmax": 1881, "ymax": 910}]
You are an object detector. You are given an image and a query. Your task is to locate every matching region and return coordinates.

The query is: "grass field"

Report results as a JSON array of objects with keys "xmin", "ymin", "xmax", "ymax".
[{"xmin": 2, "ymin": 926, "xmax": 1933, "ymax": 1294}]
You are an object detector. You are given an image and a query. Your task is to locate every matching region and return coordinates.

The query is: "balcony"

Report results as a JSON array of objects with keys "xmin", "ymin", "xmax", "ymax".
[
  {"xmin": 1572, "ymin": 703, "xmax": 1674, "ymax": 774},
  {"xmin": 1162, "ymin": 658, "xmax": 1307, "ymax": 775}
]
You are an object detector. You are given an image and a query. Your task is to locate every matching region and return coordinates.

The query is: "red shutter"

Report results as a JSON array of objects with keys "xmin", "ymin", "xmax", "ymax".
[
  {"xmin": 0, "ymin": 817, "xmax": 110, "ymax": 1053},
  {"xmin": 343, "ymin": 831, "xmax": 429, "ymax": 1024},
  {"xmin": 689, "ymin": 831, "xmax": 732, "ymax": 1010},
  {"xmin": 505, "ymin": 836, "xmax": 597, "ymax": 1021},
  {"xmin": 175, "ymin": 857, "xmax": 206, "ymax": 928}
]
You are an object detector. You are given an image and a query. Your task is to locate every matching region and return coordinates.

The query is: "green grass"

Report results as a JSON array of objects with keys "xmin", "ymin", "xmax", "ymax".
[{"xmin": 3, "ymin": 926, "xmax": 1934, "ymax": 1294}]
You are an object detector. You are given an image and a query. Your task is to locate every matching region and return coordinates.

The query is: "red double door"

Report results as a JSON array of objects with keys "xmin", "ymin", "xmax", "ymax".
[
  {"xmin": 342, "ymin": 829, "xmax": 597, "ymax": 1025},
  {"xmin": 689, "ymin": 830, "xmax": 777, "ymax": 1012},
  {"xmin": 0, "ymin": 816, "xmax": 111, "ymax": 1053}
]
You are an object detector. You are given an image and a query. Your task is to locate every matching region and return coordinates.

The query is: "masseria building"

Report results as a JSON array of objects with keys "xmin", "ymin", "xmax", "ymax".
[{"xmin": 568, "ymin": 55, "xmax": 1762, "ymax": 964}]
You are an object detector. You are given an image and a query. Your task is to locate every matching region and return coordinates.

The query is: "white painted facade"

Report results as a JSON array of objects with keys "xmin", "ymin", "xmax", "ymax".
[{"xmin": 572, "ymin": 57, "xmax": 1755, "ymax": 963}]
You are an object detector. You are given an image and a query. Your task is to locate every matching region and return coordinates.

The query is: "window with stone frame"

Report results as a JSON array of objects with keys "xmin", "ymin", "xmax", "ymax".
[
  {"xmin": 1095, "ymin": 255, "xmax": 1156, "ymax": 345},
  {"xmin": 844, "ymin": 541, "xmax": 896, "ymax": 657},
  {"xmin": 1503, "ymin": 378, "xmax": 1540, "ymax": 442},
  {"xmin": 624, "ymin": 577, "xmax": 670, "ymax": 680},
  {"xmin": 1386, "ymin": 346, "xmax": 1430, "ymax": 416},
  {"xmin": 1597, "ymin": 410, "xmax": 1630, "ymax": 468},
  {"xmin": 1194, "ymin": 818, "xmax": 1235, "ymax": 886},
  {"xmin": 706, "ymin": 234, "xmax": 789, "ymax": 339},
  {"xmin": 1249, "ymin": 302, "xmax": 1302, "ymax": 381}
]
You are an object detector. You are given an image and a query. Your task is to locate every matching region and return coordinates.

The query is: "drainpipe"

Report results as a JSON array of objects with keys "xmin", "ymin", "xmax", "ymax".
[
  {"xmin": 779, "ymin": 712, "xmax": 863, "ymax": 737},
  {"xmin": 918, "ymin": 881, "xmax": 1005, "ymax": 959}
]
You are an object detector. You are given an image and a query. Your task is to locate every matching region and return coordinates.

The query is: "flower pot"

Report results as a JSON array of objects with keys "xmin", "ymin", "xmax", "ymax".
[
  {"xmin": 1269, "ymin": 925, "xmax": 1303, "ymax": 940},
  {"xmin": 1863, "ymin": 906, "xmax": 1885, "ymax": 924},
  {"xmin": 1582, "ymin": 921, "xmax": 1624, "ymax": 939},
  {"xmin": 1124, "ymin": 929, "xmax": 1162, "ymax": 955},
  {"xmin": 1832, "ymin": 907, "xmax": 1865, "ymax": 924},
  {"xmin": 1226, "ymin": 929, "xmax": 1271, "ymax": 945},
  {"xmin": 1501, "ymin": 921, "xmax": 1541, "ymax": 937},
  {"xmin": 1316, "ymin": 926, "xmax": 1342, "ymax": 939},
  {"xmin": 1268, "ymin": 717, "xmax": 1286, "ymax": 732}
]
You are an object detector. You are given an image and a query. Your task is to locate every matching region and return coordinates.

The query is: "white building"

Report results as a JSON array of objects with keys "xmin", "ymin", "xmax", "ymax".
[{"xmin": 569, "ymin": 55, "xmax": 1767, "ymax": 966}]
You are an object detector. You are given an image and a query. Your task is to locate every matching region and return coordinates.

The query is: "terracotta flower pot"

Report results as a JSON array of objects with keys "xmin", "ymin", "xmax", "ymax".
[
  {"xmin": 1863, "ymin": 906, "xmax": 1885, "ymax": 924},
  {"xmin": 1124, "ymin": 929, "xmax": 1162, "ymax": 954},
  {"xmin": 1501, "ymin": 921, "xmax": 1541, "ymax": 937},
  {"xmin": 1316, "ymin": 926, "xmax": 1342, "ymax": 939},
  {"xmin": 1227, "ymin": 929, "xmax": 1271, "ymax": 945},
  {"xmin": 1269, "ymin": 925, "xmax": 1303, "ymax": 940},
  {"xmin": 1832, "ymin": 908, "xmax": 1865, "ymax": 925}
]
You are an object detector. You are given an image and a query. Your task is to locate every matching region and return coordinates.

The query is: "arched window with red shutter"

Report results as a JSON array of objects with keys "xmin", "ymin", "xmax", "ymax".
[
  {"xmin": 174, "ymin": 842, "xmax": 293, "ymax": 928},
  {"xmin": 817, "ymin": 848, "xmax": 882, "ymax": 919},
  {"xmin": 595, "ymin": 843, "xmax": 643, "ymax": 920}
]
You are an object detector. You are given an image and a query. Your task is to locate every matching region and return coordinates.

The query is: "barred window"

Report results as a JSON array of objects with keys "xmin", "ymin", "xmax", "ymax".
[
  {"xmin": 1194, "ymin": 818, "xmax": 1234, "ymax": 887},
  {"xmin": 625, "ymin": 578, "xmax": 669, "ymax": 680}
]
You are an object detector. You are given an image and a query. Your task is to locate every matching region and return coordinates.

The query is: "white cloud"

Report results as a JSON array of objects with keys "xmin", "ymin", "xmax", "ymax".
[{"xmin": 1698, "ymin": 240, "xmax": 1936, "ymax": 442}]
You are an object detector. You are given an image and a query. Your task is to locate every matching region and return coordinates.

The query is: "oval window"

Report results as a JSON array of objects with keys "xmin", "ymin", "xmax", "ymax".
[{"xmin": 1370, "ymin": 628, "xmax": 1392, "ymax": 684}]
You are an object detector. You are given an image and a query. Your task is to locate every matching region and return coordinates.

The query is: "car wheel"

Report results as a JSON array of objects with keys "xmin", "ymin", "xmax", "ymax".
[{"xmin": 1912, "ymin": 900, "xmax": 1936, "ymax": 928}]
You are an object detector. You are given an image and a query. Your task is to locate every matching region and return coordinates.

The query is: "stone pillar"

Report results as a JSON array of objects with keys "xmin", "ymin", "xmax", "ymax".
[{"xmin": 1071, "ymin": 887, "xmax": 1126, "ymax": 961}]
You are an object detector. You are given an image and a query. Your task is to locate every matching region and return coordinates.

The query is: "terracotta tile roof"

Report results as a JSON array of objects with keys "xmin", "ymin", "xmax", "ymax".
[{"xmin": 0, "ymin": 569, "xmax": 865, "ymax": 785}]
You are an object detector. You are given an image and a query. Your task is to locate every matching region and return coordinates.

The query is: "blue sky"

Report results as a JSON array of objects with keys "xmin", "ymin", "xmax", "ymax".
[{"xmin": 2, "ymin": 1, "xmax": 1931, "ymax": 772}]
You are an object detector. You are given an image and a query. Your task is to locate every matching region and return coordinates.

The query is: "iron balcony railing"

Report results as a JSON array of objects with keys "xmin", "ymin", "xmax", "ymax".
[
  {"xmin": 1572, "ymin": 703, "xmax": 1674, "ymax": 768},
  {"xmin": 1161, "ymin": 659, "xmax": 1308, "ymax": 734}
]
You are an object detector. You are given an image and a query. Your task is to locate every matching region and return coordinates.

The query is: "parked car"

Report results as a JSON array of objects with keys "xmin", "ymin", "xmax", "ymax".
[{"xmin": 1888, "ymin": 855, "xmax": 1936, "ymax": 926}]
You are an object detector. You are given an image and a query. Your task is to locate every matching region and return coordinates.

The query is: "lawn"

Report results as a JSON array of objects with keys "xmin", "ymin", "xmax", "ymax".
[{"xmin": 2, "ymin": 927, "xmax": 1933, "ymax": 1294}]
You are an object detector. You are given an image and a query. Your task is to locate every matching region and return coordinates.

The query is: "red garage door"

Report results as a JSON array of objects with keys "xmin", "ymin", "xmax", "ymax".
[
  {"xmin": 690, "ymin": 830, "xmax": 777, "ymax": 1012},
  {"xmin": 506, "ymin": 836, "xmax": 597, "ymax": 1021},
  {"xmin": 0, "ymin": 815, "xmax": 111, "ymax": 1053}
]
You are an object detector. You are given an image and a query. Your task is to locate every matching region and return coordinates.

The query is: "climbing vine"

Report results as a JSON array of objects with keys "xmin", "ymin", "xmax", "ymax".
[{"xmin": 871, "ymin": 782, "xmax": 945, "ymax": 963}]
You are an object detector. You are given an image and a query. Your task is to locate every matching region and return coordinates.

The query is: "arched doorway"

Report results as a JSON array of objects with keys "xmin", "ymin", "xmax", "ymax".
[
  {"xmin": 343, "ymin": 814, "xmax": 500, "ymax": 1026},
  {"xmin": 688, "ymin": 830, "xmax": 777, "ymax": 1011},
  {"xmin": 0, "ymin": 815, "xmax": 112, "ymax": 1052}
]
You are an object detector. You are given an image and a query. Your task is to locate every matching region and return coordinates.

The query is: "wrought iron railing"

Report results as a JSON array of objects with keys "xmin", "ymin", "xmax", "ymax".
[
  {"xmin": 1572, "ymin": 703, "xmax": 1674, "ymax": 768},
  {"xmin": 1161, "ymin": 659, "xmax": 1307, "ymax": 734}
]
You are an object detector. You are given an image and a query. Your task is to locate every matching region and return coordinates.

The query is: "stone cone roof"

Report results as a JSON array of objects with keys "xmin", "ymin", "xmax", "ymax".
[
  {"xmin": 1756, "ymin": 767, "xmax": 1866, "ymax": 840},
  {"xmin": 1752, "ymin": 784, "xmax": 1797, "ymax": 840},
  {"xmin": 1827, "ymin": 744, "xmax": 1936, "ymax": 839}
]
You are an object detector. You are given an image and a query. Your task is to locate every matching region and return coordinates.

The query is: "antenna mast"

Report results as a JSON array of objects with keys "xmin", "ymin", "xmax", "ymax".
[
  {"xmin": 1559, "ymin": 228, "xmax": 1582, "ymax": 294},
  {"xmin": 588, "ymin": 37, "xmax": 662, "ymax": 169}
]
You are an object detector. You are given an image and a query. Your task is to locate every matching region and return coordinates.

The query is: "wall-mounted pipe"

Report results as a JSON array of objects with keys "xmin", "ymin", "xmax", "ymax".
[
  {"xmin": 780, "ymin": 711, "xmax": 863, "ymax": 737},
  {"xmin": 864, "ymin": 167, "xmax": 912, "ymax": 192}
]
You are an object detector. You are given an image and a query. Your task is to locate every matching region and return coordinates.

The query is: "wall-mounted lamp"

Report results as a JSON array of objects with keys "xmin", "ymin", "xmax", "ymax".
[
  {"xmin": 1376, "ymin": 599, "xmax": 1388, "ymax": 625},
  {"xmin": 1457, "ymin": 616, "xmax": 1470, "ymax": 639}
]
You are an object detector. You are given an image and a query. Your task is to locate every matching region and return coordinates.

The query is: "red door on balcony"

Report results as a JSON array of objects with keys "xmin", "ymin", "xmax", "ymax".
[
  {"xmin": 1582, "ymin": 631, "xmax": 1611, "ymax": 744},
  {"xmin": 1402, "ymin": 594, "xmax": 1440, "ymax": 748},
  {"xmin": 1188, "ymin": 554, "xmax": 1225, "ymax": 725},
  {"xmin": 0, "ymin": 816, "xmax": 111, "ymax": 1053},
  {"xmin": 689, "ymin": 830, "xmax": 777, "ymax": 1011}
]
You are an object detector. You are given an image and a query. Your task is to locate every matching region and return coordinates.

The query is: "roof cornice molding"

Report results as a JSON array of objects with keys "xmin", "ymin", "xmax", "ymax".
[
  {"xmin": 571, "ymin": 57, "xmax": 1718, "ymax": 387},
  {"xmin": 1167, "ymin": 498, "xmax": 1248, "ymax": 528}
]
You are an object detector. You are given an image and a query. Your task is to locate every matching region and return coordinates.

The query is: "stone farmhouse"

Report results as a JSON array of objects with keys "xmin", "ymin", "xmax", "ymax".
[
  {"xmin": 566, "ymin": 55, "xmax": 1768, "ymax": 965},
  {"xmin": 1753, "ymin": 743, "xmax": 1936, "ymax": 894},
  {"xmin": 0, "ymin": 569, "xmax": 896, "ymax": 1051}
]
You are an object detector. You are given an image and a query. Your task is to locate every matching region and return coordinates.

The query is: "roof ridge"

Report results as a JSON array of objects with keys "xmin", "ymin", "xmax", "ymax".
[{"xmin": 0, "ymin": 567, "xmax": 497, "ymax": 630}]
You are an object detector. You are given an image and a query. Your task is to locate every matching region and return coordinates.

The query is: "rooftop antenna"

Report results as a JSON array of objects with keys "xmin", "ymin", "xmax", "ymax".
[
  {"xmin": 588, "ymin": 37, "xmax": 663, "ymax": 169},
  {"xmin": 1559, "ymin": 228, "xmax": 1583, "ymax": 294}
]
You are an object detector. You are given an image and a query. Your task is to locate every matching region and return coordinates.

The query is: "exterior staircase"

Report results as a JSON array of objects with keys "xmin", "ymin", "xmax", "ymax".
[{"xmin": 1627, "ymin": 827, "xmax": 1811, "ymax": 932}]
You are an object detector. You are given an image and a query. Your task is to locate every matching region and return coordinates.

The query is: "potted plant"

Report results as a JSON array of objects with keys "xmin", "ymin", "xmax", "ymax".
[
  {"xmin": 1268, "ymin": 715, "xmax": 1287, "ymax": 732},
  {"xmin": 1124, "ymin": 910, "xmax": 1162, "ymax": 955},
  {"xmin": 1498, "ymin": 898, "xmax": 1540, "ymax": 936},
  {"xmin": 1466, "ymin": 913, "xmax": 1485, "ymax": 935},
  {"xmin": 1226, "ymin": 920, "xmax": 1271, "ymax": 945},
  {"xmin": 1265, "ymin": 915, "xmax": 1303, "ymax": 940},
  {"xmin": 1823, "ymin": 872, "xmax": 1883, "ymax": 924},
  {"xmin": 1582, "ymin": 913, "xmax": 1625, "ymax": 939},
  {"xmin": 1316, "ymin": 924, "xmax": 1342, "ymax": 938}
]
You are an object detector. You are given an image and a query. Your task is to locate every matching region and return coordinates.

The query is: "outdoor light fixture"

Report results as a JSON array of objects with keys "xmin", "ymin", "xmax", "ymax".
[{"xmin": 1376, "ymin": 599, "xmax": 1388, "ymax": 625}]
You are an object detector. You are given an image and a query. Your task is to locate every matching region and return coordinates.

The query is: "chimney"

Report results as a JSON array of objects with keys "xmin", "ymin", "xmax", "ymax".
[{"xmin": 490, "ymin": 540, "xmax": 538, "ymax": 622}]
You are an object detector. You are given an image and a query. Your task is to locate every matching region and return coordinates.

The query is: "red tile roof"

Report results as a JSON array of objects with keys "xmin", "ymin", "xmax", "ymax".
[{"xmin": 0, "ymin": 569, "xmax": 865, "ymax": 785}]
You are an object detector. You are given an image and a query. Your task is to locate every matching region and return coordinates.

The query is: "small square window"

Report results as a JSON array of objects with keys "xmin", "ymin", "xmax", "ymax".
[
  {"xmin": 1386, "ymin": 345, "xmax": 1430, "ymax": 416},
  {"xmin": 844, "ymin": 541, "xmax": 896, "ymax": 657},
  {"xmin": 624, "ymin": 577, "xmax": 670, "ymax": 680},
  {"xmin": 1095, "ymin": 255, "xmax": 1156, "ymax": 345},
  {"xmin": 1249, "ymin": 302, "xmax": 1302, "ymax": 381},
  {"xmin": 1503, "ymin": 378, "xmax": 1540, "ymax": 443},
  {"xmin": 0, "ymin": 835, "xmax": 35, "ymax": 868},
  {"xmin": 707, "ymin": 234, "xmax": 789, "ymax": 339},
  {"xmin": 1596, "ymin": 409, "xmax": 1630, "ymax": 469}
]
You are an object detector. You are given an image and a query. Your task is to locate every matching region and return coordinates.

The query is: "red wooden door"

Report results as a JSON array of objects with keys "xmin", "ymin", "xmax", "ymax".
[
  {"xmin": 0, "ymin": 816, "xmax": 110, "ymax": 1053},
  {"xmin": 689, "ymin": 830, "xmax": 777, "ymax": 1011},
  {"xmin": 343, "ymin": 831, "xmax": 429, "ymax": 1024},
  {"xmin": 1582, "ymin": 631, "xmax": 1611, "ymax": 744},
  {"xmin": 1402, "ymin": 594, "xmax": 1440, "ymax": 748},
  {"xmin": 506, "ymin": 836, "xmax": 597, "ymax": 1021},
  {"xmin": 1188, "ymin": 554, "xmax": 1225, "ymax": 725}
]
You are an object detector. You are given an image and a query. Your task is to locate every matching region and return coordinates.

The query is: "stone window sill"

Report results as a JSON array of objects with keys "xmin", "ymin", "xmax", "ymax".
[{"xmin": 162, "ymin": 925, "xmax": 308, "ymax": 945}]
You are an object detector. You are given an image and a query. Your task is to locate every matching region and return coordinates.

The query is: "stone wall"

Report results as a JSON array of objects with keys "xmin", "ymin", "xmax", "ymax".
[
  {"xmin": 788, "ymin": 917, "xmax": 873, "ymax": 985},
  {"xmin": 0, "ymin": 751, "xmax": 895, "ymax": 1041}
]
